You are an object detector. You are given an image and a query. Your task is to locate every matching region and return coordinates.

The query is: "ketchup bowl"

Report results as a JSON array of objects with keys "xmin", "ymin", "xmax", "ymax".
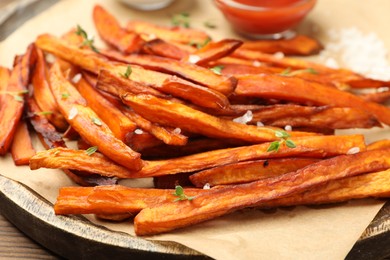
[{"xmin": 214, "ymin": 0, "xmax": 317, "ymax": 39}]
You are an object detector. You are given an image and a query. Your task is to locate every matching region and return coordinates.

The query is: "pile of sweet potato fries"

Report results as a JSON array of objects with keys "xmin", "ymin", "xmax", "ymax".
[{"xmin": 1, "ymin": 5, "xmax": 390, "ymax": 236}]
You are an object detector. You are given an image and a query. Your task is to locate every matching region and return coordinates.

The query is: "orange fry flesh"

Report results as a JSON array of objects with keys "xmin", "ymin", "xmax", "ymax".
[
  {"xmin": 134, "ymin": 148, "xmax": 390, "ymax": 235},
  {"xmin": 93, "ymin": 5, "xmax": 143, "ymax": 54},
  {"xmin": 10, "ymin": 120, "xmax": 36, "ymax": 165},
  {"xmin": 189, "ymin": 158, "xmax": 321, "ymax": 187}
]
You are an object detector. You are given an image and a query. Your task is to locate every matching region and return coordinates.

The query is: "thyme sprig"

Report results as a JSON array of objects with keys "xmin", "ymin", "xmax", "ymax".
[
  {"xmin": 267, "ymin": 130, "xmax": 296, "ymax": 152},
  {"xmin": 76, "ymin": 25, "xmax": 99, "ymax": 53},
  {"xmin": 173, "ymin": 185, "xmax": 195, "ymax": 202}
]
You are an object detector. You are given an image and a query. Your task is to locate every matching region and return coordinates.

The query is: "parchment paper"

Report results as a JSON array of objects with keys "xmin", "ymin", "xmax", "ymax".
[{"xmin": 1, "ymin": 0, "xmax": 389, "ymax": 259}]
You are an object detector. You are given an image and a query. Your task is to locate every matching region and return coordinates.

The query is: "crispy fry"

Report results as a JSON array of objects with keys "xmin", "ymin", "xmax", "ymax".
[
  {"xmin": 93, "ymin": 5, "xmax": 144, "ymax": 54},
  {"xmin": 49, "ymin": 63, "xmax": 143, "ymax": 171},
  {"xmin": 240, "ymin": 34, "xmax": 323, "ymax": 55},
  {"xmin": 74, "ymin": 76, "xmax": 137, "ymax": 142},
  {"xmin": 0, "ymin": 67, "xmax": 10, "ymax": 106},
  {"xmin": 126, "ymin": 20, "xmax": 210, "ymax": 45},
  {"xmin": 234, "ymin": 104, "xmax": 380, "ymax": 129},
  {"xmin": 367, "ymin": 139, "xmax": 390, "ymax": 150},
  {"xmin": 30, "ymin": 147, "xmax": 135, "ymax": 178},
  {"xmin": 256, "ymin": 168, "xmax": 390, "ymax": 208},
  {"xmin": 134, "ymin": 148, "xmax": 390, "ymax": 235},
  {"xmin": 182, "ymin": 39, "xmax": 243, "ymax": 66},
  {"xmin": 126, "ymin": 130, "xmax": 164, "ymax": 152},
  {"xmin": 189, "ymin": 158, "xmax": 320, "ymax": 187},
  {"xmin": 122, "ymin": 109, "xmax": 188, "ymax": 146},
  {"xmin": 101, "ymin": 51, "xmax": 236, "ymax": 95},
  {"xmin": 0, "ymin": 44, "xmax": 35, "ymax": 155},
  {"xmin": 54, "ymin": 185, "xmax": 207, "ymax": 215},
  {"xmin": 131, "ymin": 134, "xmax": 366, "ymax": 178},
  {"xmin": 10, "ymin": 120, "xmax": 36, "ymax": 165},
  {"xmin": 142, "ymin": 39, "xmax": 190, "ymax": 60},
  {"xmin": 235, "ymin": 74, "xmax": 390, "ymax": 125},
  {"xmin": 121, "ymin": 93, "xmax": 316, "ymax": 144},
  {"xmin": 360, "ymin": 88, "xmax": 390, "ymax": 104},
  {"xmin": 32, "ymin": 47, "xmax": 68, "ymax": 131}
]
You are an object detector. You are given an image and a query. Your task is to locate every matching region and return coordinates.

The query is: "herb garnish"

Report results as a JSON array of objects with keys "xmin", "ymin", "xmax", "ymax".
[
  {"xmin": 85, "ymin": 146, "xmax": 98, "ymax": 156},
  {"xmin": 0, "ymin": 90, "xmax": 29, "ymax": 102},
  {"xmin": 280, "ymin": 67, "xmax": 318, "ymax": 77},
  {"xmin": 204, "ymin": 21, "xmax": 217, "ymax": 29},
  {"xmin": 120, "ymin": 66, "xmax": 132, "ymax": 79},
  {"xmin": 173, "ymin": 185, "xmax": 195, "ymax": 202},
  {"xmin": 210, "ymin": 65, "xmax": 224, "ymax": 75},
  {"xmin": 171, "ymin": 12, "xmax": 190, "ymax": 28},
  {"xmin": 267, "ymin": 130, "xmax": 296, "ymax": 152},
  {"xmin": 61, "ymin": 93, "xmax": 70, "ymax": 99},
  {"xmin": 76, "ymin": 25, "xmax": 99, "ymax": 53}
]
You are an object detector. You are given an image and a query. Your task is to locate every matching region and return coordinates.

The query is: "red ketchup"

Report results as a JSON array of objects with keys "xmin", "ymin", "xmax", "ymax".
[{"xmin": 215, "ymin": 0, "xmax": 316, "ymax": 38}]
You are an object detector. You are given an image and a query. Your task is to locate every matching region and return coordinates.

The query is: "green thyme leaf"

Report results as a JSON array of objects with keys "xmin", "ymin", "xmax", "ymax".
[
  {"xmin": 61, "ymin": 93, "xmax": 70, "ymax": 99},
  {"xmin": 280, "ymin": 67, "xmax": 318, "ymax": 77},
  {"xmin": 120, "ymin": 66, "xmax": 132, "ymax": 79},
  {"xmin": 210, "ymin": 65, "xmax": 224, "ymax": 75},
  {"xmin": 173, "ymin": 185, "xmax": 195, "ymax": 201},
  {"xmin": 171, "ymin": 12, "xmax": 190, "ymax": 28},
  {"xmin": 204, "ymin": 21, "xmax": 217, "ymax": 29},
  {"xmin": 275, "ymin": 130, "xmax": 290, "ymax": 139},
  {"xmin": 91, "ymin": 117, "xmax": 102, "ymax": 126},
  {"xmin": 35, "ymin": 111, "xmax": 53, "ymax": 116},
  {"xmin": 75, "ymin": 25, "xmax": 99, "ymax": 53},
  {"xmin": 285, "ymin": 139, "xmax": 296, "ymax": 148},
  {"xmin": 1, "ymin": 90, "xmax": 28, "ymax": 102},
  {"xmin": 197, "ymin": 38, "xmax": 211, "ymax": 49},
  {"xmin": 267, "ymin": 141, "xmax": 280, "ymax": 152},
  {"xmin": 85, "ymin": 146, "xmax": 98, "ymax": 156}
]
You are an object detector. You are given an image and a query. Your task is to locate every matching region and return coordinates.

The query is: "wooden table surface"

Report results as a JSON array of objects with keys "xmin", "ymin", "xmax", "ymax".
[{"xmin": 0, "ymin": 210, "xmax": 60, "ymax": 259}]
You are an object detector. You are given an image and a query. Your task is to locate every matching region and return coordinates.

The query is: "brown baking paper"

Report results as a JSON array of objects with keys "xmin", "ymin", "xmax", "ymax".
[{"xmin": 1, "ymin": 0, "xmax": 390, "ymax": 259}]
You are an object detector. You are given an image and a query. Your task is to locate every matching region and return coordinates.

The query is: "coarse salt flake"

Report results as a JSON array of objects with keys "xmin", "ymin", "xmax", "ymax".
[
  {"xmin": 134, "ymin": 129, "xmax": 143, "ymax": 134},
  {"xmin": 68, "ymin": 106, "xmax": 78, "ymax": 120},
  {"xmin": 256, "ymin": 121, "xmax": 264, "ymax": 127},
  {"xmin": 203, "ymin": 183, "xmax": 211, "ymax": 190},
  {"xmin": 233, "ymin": 110, "xmax": 253, "ymax": 124},
  {"xmin": 173, "ymin": 128, "xmax": 181, "ymax": 134},
  {"xmin": 252, "ymin": 60, "xmax": 262, "ymax": 67},
  {"xmin": 273, "ymin": 52, "xmax": 285, "ymax": 59},
  {"xmin": 188, "ymin": 55, "xmax": 201, "ymax": 64},
  {"xmin": 45, "ymin": 53, "xmax": 56, "ymax": 64},
  {"xmin": 284, "ymin": 125, "xmax": 292, "ymax": 131},
  {"xmin": 347, "ymin": 147, "xmax": 360, "ymax": 155},
  {"xmin": 71, "ymin": 73, "xmax": 82, "ymax": 84},
  {"xmin": 377, "ymin": 87, "xmax": 389, "ymax": 93}
]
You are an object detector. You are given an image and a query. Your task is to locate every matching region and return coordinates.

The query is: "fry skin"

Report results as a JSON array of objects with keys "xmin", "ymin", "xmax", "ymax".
[{"xmin": 10, "ymin": 120, "xmax": 36, "ymax": 165}]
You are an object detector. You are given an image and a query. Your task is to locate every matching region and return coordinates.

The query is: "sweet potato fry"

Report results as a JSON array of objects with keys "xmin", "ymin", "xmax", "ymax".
[
  {"xmin": 74, "ymin": 76, "xmax": 137, "ymax": 142},
  {"xmin": 49, "ymin": 63, "xmax": 143, "ymax": 171},
  {"xmin": 367, "ymin": 139, "xmax": 390, "ymax": 150},
  {"xmin": 93, "ymin": 5, "xmax": 143, "ymax": 54},
  {"xmin": 0, "ymin": 67, "xmax": 10, "ymax": 106},
  {"xmin": 131, "ymin": 134, "xmax": 366, "ymax": 178},
  {"xmin": 0, "ymin": 44, "xmax": 35, "ymax": 155},
  {"xmin": 234, "ymin": 74, "xmax": 390, "ymax": 125},
  {"xmin": 126, "ymin": 20, "xmax": 210, "ymax": 45},
  {"xmin": 101, "ymin": 51, "xmax": 236, "ymax": 95},
  {"xmin": 142, "ymin": 39, "xmax": 190, "ymax": 60},
  {"xmin": 54, "ymin": 185, "xmax": 207, "ymax": 215},
  {"xmin": 121, "ymin": 93, "xmax": 315, "ymax": 144},
  {"xmin": 10, "ymin": 120, "xmax": 36, "ymax": 165},
  {"xmin": 122, "ymin": 109, "xmax": 188, "ymax": 146},
  {"xmin": 258, "ymin": 168, "xmax": 390, "ymax": 208},
  {"xmin": 237, "ymin": 104, "xmax": 380, "ymax": 129},
  {"xmin": 360, "ymin": 88, "xmax": 390, "ymax": 104},
  {"xmin": 189, "ymin": 158, "xmax": 321, "ymax": 187},
  {"xmin": 32, "ymin": 47, "xmax": 68, "ymax": 131},
  {"xmin": 134, "ymin": 148, "xmax": 390, "ymax": 235},
  {"xmin": 240, "ymin": 34, "xmax": 323, "ymax": 55},
  {"xmin": 182, "ymin": 39, "xmax": 243, "ymax": 66},
  {"xmin": 36, "ymin": 34, "xmax": 229, "ymax": 110},
  {"xmin": 30, "ymin": 147, "xmax": 136, "ymax": 178},
  {"xmin": 126, "ymin": 130, "xmax": 164, "ymax": 152}
]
